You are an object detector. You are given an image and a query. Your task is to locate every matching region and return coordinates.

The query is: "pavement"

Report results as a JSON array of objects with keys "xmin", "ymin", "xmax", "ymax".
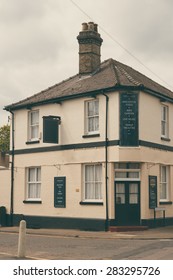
[{"xmin": 0, "ymin": 225, "xmax": 173, "ymax": 260}]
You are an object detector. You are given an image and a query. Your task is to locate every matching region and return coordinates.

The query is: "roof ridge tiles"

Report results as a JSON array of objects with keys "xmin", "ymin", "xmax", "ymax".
[
  {"xmin": 113, "ymin": 60, "xmax": 142, "ymax": 87},
  {"xmin": 113, "ymin": 59, "xmax": 173, "ymax": 96},
  {"xmin": 119, "ymin": 66, "xmax": 142, "ymax": 86},
  {"xmin": 109, "ymin": 58, "xmax": 121, "ymax": 85}
]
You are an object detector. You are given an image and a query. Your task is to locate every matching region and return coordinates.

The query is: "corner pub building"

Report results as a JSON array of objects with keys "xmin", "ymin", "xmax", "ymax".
[{"xmin": 3, "ymin": 22, "xmax": 173, "ymax": 231}]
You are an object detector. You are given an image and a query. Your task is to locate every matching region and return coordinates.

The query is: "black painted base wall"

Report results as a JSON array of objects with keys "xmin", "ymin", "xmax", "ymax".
[
  {"xmin": 110, "ymin": 217, "xmax": 173, "ymax": 228},
  {"xmin": 7, "ymin": 214, "xmax": 106, "ymax": 231},
  {"xmin": 141, "ymin": 217, "xmax": 173, "ymax": 228},
  {"xmin": 5, "ymin": 214, "xmax": 173, "ymax": 231}
]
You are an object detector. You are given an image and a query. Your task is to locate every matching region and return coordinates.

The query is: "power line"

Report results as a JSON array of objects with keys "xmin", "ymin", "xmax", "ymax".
[
  {"xmin": 70, "ymin": 0, "xmax": 173, "ymax": 91},
  {"xmin": 70, "ymin": 0, "xmax": 93, "ymax": 21}
]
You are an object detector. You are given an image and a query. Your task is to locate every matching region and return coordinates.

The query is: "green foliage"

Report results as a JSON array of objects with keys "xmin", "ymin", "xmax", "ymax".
[{"xmin": 0, "ymin": 125, "xmax": 10, "ymax": 153}]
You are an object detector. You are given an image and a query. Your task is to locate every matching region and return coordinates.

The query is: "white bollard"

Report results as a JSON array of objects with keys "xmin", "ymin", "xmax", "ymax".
[{"xmin": 17, "ymin": 220, "xmax": 26, "ymax": 258}]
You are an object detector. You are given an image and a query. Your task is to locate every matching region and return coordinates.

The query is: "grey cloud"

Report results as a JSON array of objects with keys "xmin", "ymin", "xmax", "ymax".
[
  {"xmin": 0, "ymin": 18, "xmax": 65, "ymax": 65},
  {"xmin": 0, "ymin": 0, "xmax": 47, "ymax": 23},
  {"xmin": 0, "ymin": 0, "xmax": 173, "ymax": 126},
  {"xmin": 115, "ymin": 0, "xmax": 173, "ymax": 57},
  {"xmin": 91, "ymin": 0, "xmax": 173, "ymax": 59}
]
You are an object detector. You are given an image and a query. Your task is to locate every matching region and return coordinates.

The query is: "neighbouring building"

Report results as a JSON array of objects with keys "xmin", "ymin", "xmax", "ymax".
[
  {"xmin": 0, "ymin": 152, "xmax": 9, "ymax": 169},
  {"xmin": 0, "ymin": 152, "xmax": 10, "ymax": 226},
  {"xmin": 3, "ymin": 22, "xmax": 173, "ymax": 230}
]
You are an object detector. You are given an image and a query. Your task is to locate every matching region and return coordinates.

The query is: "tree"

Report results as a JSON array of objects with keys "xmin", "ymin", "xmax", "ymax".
[{"xmin": 0, "ymin": 124, "xmax": 10, "ymax": 153}]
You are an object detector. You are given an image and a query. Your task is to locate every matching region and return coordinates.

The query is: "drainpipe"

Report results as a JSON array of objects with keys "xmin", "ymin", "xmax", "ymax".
[
  {"xmin": 103, "ymin": 93, "xmax": 109, "ymax": 231},
  {"xmin": 9, "ymin": 110, "xmax": 14, "ymax": 226}
]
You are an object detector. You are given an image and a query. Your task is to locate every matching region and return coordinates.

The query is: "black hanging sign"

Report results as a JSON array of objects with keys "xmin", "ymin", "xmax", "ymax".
[
  {"xmin": 54, "ymin": 177, "xmax": 66, "ymax": 208},
  {"xmin": 120, "ymin": 93, "xmax": 139, "ymax": 146},
  {"xmin": 43, "ymin": 116, "xmax": 60, "ymax": 144},
  {"xmin": 149, "ymin": 176, "xmax": 157, "ymax": 209}
]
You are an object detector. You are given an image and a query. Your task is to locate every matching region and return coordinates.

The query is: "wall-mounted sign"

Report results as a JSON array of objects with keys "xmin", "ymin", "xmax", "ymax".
[
  {"xmin": 149, "ymin": 175, "xmax": 157, "ymax": 209},
  {"xmin": 120, "ymin": 93, "xmax": 138, "ymax": 146},
  {"xmin": 43, "ymin": 116, "xmax": 61, "ymax": 144},
  {"xmin": 54, "ymin": 177, "xmax": 66, "ymax": 208}
]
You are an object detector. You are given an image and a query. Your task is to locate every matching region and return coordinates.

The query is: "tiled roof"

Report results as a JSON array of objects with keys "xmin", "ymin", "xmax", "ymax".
[{"xmin": 5, "ymin": 58, "xmax": 173, "ymax": 110}]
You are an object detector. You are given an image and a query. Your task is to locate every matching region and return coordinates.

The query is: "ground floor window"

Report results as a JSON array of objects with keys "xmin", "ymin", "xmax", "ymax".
[
  {"xmin": 26, "ymin": 167, "xmax": 41, "ymax": 200},
  {"xmin": 160, "ymin": 165, "xmax": 169, "ymax": 201},
  {"xmin": 84, "ymin": 164, "xmax": 102, "ymax": 201}
]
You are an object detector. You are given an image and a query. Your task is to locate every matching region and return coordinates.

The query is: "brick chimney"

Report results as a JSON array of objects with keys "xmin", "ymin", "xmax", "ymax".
[{"xmin": 77, "ymin": 22, "xmax": 103, "ymax": 75}]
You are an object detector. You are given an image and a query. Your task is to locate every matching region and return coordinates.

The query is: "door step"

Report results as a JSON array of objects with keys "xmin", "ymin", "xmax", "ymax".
[{"xmin": 109, "ymin": 226, "xmax": 148, "ymax": 232}]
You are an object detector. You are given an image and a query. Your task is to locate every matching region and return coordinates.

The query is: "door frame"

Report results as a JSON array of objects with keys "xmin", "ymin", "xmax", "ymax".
[{"xmin": 114, "ymin": 181, "xmax": 141, "ymax": 226}]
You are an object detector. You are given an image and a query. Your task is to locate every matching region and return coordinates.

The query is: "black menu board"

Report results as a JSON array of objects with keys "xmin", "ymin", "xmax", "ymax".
[
  {"xmin": 54, "ymin": 177, "xmax": 66, "ymax": 208},
  {"xmin": 149, "ymin": 176, "xmax": 157, "ymax": 209}
]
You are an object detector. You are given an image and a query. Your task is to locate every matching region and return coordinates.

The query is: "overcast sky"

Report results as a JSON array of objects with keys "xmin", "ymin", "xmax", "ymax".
[{"xmin": 0, "ymin": 0, "xmax": 173, "ymax": 126}]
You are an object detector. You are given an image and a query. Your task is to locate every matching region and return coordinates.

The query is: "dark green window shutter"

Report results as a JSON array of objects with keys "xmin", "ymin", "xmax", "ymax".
[{"xmin": 43, "ymin": 116, "xmax": 60, "ymax": 144}]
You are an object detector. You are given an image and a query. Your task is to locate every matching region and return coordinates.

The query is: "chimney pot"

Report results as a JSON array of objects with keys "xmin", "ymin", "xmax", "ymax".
[
  {"xmin": 88, "ymin": 22, "xmax": 95, "ymax": 31},
  {"xmin": 82, "ymin": 22, "xmax": 88, "ymax": 31},
  {"xmin": 94, "ymin": 23, "xmax": 98, "ymax": 32}
]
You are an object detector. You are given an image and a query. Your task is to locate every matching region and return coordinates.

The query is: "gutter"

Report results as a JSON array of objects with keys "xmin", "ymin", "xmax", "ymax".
[
  {"xmin": 9, "ymin": 110, "xmax": 15, "ymax": 226},
  {"xmin": 142, "ymin": 87, "xmax": 173, "ymax": 103},
  {"xmin": 102, "ymin": 93, "xmax": 109, "ymax": 231}
]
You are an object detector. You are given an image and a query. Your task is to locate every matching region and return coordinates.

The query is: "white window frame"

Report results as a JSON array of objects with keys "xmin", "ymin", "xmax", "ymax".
[
  {"xmin": 161, "ymin": 105, "xmax": 169, "ymax": 138},
  {"xmin": 83, "ymin": 164, "xmax": 102, "ymax": 202},
  {"xmin": 85, "ymin": 99, "xmax": 99, "ymax": 135},
  {"xmin": 26, "ymin": 167, "xmax": 41, "ymax": 201},
  {"xmin": 160, "ymin": 165, "xmax": 169, "ymax": 201},
  {"xmin": 28, "ymin": 110, "xmax": 39, "ymax": 141}
]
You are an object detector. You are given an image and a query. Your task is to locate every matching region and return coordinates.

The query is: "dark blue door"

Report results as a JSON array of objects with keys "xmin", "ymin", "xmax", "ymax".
[{"xmin": 115, "ymin": 182, "xmax": 140, "ymax": 225}]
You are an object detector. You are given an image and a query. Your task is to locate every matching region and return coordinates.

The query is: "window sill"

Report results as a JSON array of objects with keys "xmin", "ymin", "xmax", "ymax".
[
  {"xmin": 161, "ymin": 137, "xmax": 171, "ymax": 142},
  {"xmin": 80, "ymin": 201, "xmax": 103, "ymax": 205},
  {"xmin": 82, "ymin": 133, "xmax": 100, "ymax": 138},
  {"xmin": 159, "ymin": 201, "xmax": 172, "ymax": 205},
  {"xmin": 23, "ymin": 200, "xmax": 42, "ymax": 204},
  {"xmin": 26, "ymin": 140, "xmax": 40, "ymax": 145}
]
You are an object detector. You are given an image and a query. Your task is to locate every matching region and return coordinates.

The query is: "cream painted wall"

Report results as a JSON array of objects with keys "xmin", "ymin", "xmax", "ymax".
[
  {"xmin": 139, "ymin": 92, "xmax": 160, "ymax": 142},
  {"xmin": 13, "ymin": 149, "xmax": 107, "ymax": 219},
  {"xmin": 140, "ymin": 163, "xmax": 173, "ymax": 220},
  {"xmin": 12, "ymin": 143, "xmax": 173, "ymax": 220},
  {"xmin": 118, "ymin": 146, "xmax": 173, "ymax": 165},
  {"xmin": 12, "ymin": 90, "xmax": 173, "ymax": 151},
  {"xmin": 139, "ymin": 91, "xmax": 173, "ymax": 146},
  {"xmin": 12, "ymin": 91, "xmax": 119, "ymax": 150}
]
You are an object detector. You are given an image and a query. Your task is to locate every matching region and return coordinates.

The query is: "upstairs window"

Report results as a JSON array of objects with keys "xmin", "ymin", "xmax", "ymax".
[
  {"xmin": 85, "ymin": 99, "xmax": 99, "ymax": 134},
  {"xmin": 161, "ymin": 105, "xmax": 169, "ymax": 138},
  {"xmin": 28, "ymin": 110, "xmax": 39, "ymax": 141}
]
